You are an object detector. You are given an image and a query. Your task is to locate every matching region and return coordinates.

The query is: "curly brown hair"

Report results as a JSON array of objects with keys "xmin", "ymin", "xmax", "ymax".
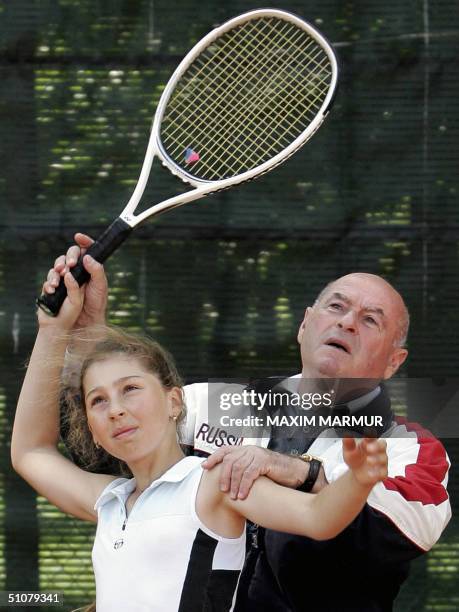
[{"xmin": 61, "ymin": 326, "xmax": 186, "ymax": 477}]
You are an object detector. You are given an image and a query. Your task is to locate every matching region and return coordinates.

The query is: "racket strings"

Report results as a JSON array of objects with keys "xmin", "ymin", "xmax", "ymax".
[
  {"xmin": 161, "ymin": 21, "xmax": 298, "ymax": 154},
  {"xmin": 196, "ymin": 55, "xmax": 331, "ymax": 178},
  {"xmin": 198, "ymin": 51, "xmax": 332, "ymax": 176},
  {"xmin": 167, "ymin": 45, "xmax": 320, "ymax": 175},
  {"xmin": 174, "ymin": 23, "xmax": 328, "ymax": 153},
  {"xmin": 172, "ymin": 18, "xmax": 323, "ymax": 135},
  {"xmin": 185, "ymin": 22, "xmax": 330, "ymax": 176},
  {"xmin": 165, "ymin": 26, "xmax": 326, "ymax": 174},
  {"xmin": 161, "ymin": 16, "xmax": 333, "ymax": 180},
  {"xmin": 166, "ymin": 19, "xmax": 328, "ymax": 152},
  {"xmin": 163, "ymin": 19, "xmax": 306, "ymax": 142},
  {"xmin": 163, "ymin": 18, "xmax": 330, "ymax": 176}
]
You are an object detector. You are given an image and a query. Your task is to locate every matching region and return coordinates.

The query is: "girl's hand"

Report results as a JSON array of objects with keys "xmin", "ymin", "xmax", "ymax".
[
  {"xmin": 42, "ymin": 233, "xmax": 108, "ymax": 328},
  {"xmin": 38, "ymin": 266, "xmax": 85, "ymax": 332},
  {"xmin": 343, "ymin": 437, "xmax": 388, "ymax": 487}
]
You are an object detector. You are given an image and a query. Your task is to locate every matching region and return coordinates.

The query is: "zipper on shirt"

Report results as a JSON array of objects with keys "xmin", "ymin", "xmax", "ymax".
[
  {"xmin": 114, "ymin": 486, "xmax": 145, "ymax": 549},
  {"xmin": 114, "ymin": 510, "xmax": 127, "ymax": 550}
]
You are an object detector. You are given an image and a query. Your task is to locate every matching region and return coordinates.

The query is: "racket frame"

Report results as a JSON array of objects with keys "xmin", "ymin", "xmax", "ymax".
[
  {"xmin": 120, "ymin": 8, "xmax": 338, "ymax": 228},
  {"xmin": 37, "ymin": 8, "xmax": 338, "ymax": 316}
]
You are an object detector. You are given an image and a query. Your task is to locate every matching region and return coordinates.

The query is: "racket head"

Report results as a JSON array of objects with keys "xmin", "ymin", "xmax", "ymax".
[{"xmin": 153, "ymin": 9, "xmax": 338, "ymax": 187}]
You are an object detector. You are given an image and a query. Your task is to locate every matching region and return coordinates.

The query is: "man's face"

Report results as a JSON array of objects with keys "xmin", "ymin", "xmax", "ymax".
[{"xmin": 297, "ymin": 275, "xmax": 408, "ymax": 380}]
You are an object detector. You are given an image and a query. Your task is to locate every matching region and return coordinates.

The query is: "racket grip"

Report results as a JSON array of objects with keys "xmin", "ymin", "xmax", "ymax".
[{"xmin": 36, "ymin": 217, "xmax": 133, "ymax": 317}]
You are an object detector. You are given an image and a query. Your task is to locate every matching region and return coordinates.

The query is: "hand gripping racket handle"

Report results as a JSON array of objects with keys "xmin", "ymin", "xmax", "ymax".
[{"xmin": 37, "ymin": 217, "xmax": 133, "ymax": 317}]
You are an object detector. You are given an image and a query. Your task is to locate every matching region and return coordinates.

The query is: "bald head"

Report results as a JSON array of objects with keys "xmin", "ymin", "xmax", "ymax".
[
  {"xmin": 314, "ymin": 273, "xmax": 410, "ymax": 347},
  {"xmin": 298, "ymin": 272, "xmax": 409, "ymax": 380}
]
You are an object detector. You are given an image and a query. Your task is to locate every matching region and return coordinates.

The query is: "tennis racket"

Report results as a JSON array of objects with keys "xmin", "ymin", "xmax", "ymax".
[{"xmin": 37, "ymin": 8, "xmax": 338, "ymax": 316}]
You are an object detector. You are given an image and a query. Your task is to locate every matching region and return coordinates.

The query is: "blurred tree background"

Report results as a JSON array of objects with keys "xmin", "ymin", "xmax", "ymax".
[{"xmin": 0, "ymin": 0, "xmax": 458, "ymax": 609}]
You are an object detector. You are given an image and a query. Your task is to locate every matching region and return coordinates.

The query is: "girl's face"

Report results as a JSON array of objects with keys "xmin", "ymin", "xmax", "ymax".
[{"xmin": 83, "ymin": 354, "xmax": 181, "ymax": 462}]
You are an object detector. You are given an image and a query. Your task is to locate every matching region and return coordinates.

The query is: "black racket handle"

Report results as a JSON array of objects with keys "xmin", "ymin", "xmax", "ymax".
[{"xmin": 37, "ymin": 217, "xmax": 133, "ymax": 317}]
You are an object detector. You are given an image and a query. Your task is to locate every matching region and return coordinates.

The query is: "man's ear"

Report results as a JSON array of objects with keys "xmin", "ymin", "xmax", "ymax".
[
  {"xmin": 383, "ymin": 348, "xmax": 408, "ymax": 379},
  {"xmin": 297, "ymin": 307, "xmax": 313, "ymax": 344}
]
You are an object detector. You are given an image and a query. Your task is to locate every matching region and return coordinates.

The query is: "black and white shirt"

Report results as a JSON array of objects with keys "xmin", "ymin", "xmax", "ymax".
[{"xmin": 93, "ymin": 456, "xmax": 246, "ymax": 612}]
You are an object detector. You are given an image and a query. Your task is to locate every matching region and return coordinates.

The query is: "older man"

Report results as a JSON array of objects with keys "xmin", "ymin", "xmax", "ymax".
[
  {"xmin": 195, "ymin": 272, "xmax": 450, "ymax": 611},
  {"xmin": 44, "ymin": 236, "xmax": 451, "ymax": 612}
]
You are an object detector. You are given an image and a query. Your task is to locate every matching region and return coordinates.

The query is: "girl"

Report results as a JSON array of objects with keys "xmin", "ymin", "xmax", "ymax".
[{"xmin": 12, "ymin": 270, "xmax": 388, "ymax": 612}]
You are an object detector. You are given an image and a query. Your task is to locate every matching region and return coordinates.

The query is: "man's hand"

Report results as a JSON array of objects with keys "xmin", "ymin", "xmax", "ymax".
[
  {"xmin": 343, "ymin": 437, "xmax": 388, "ymax": 487},
  {"xmin": 42, "ymin": 233, "xmax": 108, "ymax": 328},
  {"xmin": 202, "ymin": 445, "xmax": 310, "ymax": 500}
]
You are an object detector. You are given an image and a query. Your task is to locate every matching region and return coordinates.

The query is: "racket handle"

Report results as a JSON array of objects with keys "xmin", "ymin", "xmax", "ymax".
[{"xmin": 36, "ymin": 217, "xmax": 133, "ymax": 317}]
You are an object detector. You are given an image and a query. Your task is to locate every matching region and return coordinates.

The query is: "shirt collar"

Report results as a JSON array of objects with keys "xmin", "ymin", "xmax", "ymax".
[{"xmin": 94, "ymin": 456, "xmax": 202, "ymax": 510}]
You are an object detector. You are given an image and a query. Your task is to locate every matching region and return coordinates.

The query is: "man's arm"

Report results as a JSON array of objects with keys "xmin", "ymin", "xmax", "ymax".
[
  {"xmin": 199, "ymin": 438, "xmax": 388, "ymax": 542},
  {"xmin": 204, "ymin": 422, "xmax": 451, "ymax": 557},
  {"xmin": 203, "ymin": 444, "xmax": 327, "ymax": 499},
  {"xmin": 300, "ymin": 421, "xmax": 451, "ymax": 560},
  {"xmin": 363, "ymin": 419, "xmax": 451, "ymax": 552}
]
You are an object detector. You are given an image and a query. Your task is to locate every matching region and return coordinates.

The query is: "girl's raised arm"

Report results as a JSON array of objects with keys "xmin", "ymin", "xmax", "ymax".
[{"xmin": 11, "ymin": 265, "xmax": 115, "ymax": 522}]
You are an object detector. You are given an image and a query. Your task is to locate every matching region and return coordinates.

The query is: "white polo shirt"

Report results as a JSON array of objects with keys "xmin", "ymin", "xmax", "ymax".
[{"xmin": 93, "ymin": 456, "xmax": 246, "ymax": 611}]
